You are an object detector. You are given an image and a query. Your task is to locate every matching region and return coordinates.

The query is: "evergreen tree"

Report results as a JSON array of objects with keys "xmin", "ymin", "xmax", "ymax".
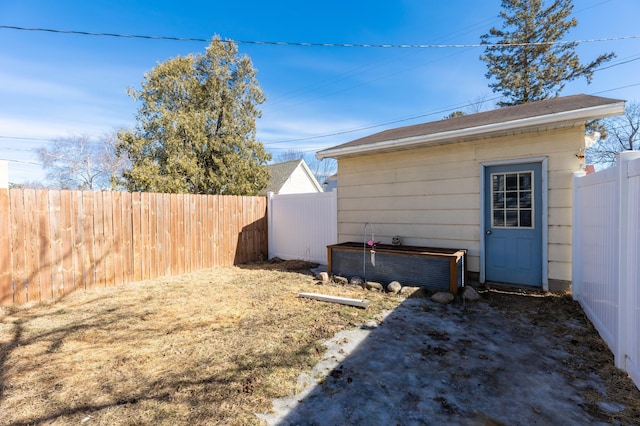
[
  {"xmin": 480, "ymin": 0, "xmax": 614, "ymax": 107},
  {"xmin": 117, "ymin": 37, "xmax": 270, "ymax": 195}
]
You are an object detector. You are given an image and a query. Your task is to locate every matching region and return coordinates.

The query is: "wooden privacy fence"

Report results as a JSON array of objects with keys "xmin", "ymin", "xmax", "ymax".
[{"xmin": 0, "ymin": 189, "xmax": 267, "ymax": 306}]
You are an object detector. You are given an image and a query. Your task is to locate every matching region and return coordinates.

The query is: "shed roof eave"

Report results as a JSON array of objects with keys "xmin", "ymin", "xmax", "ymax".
[{"xmin": 315, "ymin": 101, "xmax": 625, "ymax": 160}]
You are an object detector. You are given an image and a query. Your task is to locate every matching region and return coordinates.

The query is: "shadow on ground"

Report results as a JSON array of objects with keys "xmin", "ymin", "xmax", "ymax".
[{"xmin": 258, "ymin": 289, "xmax": 637, "ymax": 425}]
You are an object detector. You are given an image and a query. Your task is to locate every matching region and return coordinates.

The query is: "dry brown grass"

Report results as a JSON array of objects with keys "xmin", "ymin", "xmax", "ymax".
[{"xmin": 0, "ymin": 261, "xmax": 400, "ymax": 425}]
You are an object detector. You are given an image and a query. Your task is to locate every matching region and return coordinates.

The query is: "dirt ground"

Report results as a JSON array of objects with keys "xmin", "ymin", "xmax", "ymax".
[{"xmin": 258, "ymin": 278, "xmax": 640, "ymax": 426}]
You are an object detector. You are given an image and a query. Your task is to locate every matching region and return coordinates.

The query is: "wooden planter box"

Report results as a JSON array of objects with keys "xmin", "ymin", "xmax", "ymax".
[{"xmin": 327, "ymin": 242, "xmax": 467, "ymax": 294}]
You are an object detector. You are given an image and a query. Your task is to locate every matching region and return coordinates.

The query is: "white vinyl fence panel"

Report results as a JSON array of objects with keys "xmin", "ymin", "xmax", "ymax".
[
  {"xmin": 573, "ymin": 151, "xmax": 640, "ymax": 391},
  {"xmin": 268, "ymin": 191, "xmax": 337, "ymax": 264},
  {"xmin": 572, "ymin": 166, "xmax": 619, "ymax": 348},
  {"xmin": 625, "ymin": 157, "xmax": 640, "ymax": 388}
]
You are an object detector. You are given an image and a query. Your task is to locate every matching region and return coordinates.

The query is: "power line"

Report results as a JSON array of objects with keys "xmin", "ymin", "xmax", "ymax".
[
  {"xmin": 596, "ymin": 55, "xmax": 640, "ymax": 72},
  {"xmin": 263, "ymin": 81, "xmax": 640, "ymax": 146},
  {"xmin": 0, "ymin": 158, "xmax": 42, "ymax": 165},
  {"xmin": 1, "ymin": 25, "xmax": 639, "ymax": 48},
  {"xmin": 3, "ymin": 82, "xmax": 637, "ymax": 149},
  {"xmin": 0, "ymin": 135, "xmax": 52, "ymax": 142},
  {"xmin": 592, "ymin": 82, "xmax": 640, "ymax": 95},
  {"xmin": 263, "ymin": 97, "xmax": 503, "ymax": 145}
]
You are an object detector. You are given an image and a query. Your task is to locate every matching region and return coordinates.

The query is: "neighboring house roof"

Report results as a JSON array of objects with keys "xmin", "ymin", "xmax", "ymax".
[
  {"xmin": 322, "ymin": 173, "xmax": 338, "ymax": 192},
  {"xmin": 261, "ymin": 159, "xmax": 323, "ymax": 195},
  {"xmin": 316, "ymin": 94, "xmax": 625, "ymax": 160}
]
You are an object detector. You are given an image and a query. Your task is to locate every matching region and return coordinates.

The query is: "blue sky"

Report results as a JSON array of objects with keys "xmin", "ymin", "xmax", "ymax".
[{"xmin": 1, "ymin": 0, "xmax": 639, "ymax": 184}]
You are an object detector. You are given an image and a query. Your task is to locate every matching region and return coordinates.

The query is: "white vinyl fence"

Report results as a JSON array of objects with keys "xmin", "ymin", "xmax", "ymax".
[
  {"xmin": 573, "ymin": 151, "xmax": 640, "ymax": 391},
  {"xmin": 267, "ymin": 190, "xmax": 337, "ymax": 264}
]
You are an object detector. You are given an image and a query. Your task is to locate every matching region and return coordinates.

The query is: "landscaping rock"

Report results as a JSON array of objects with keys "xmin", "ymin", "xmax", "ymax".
[
  {"xmin": 400, "ymin": 286, "xmax": 421, "ymax": 295},
  {"xmin": 316, "ymin": 272, "xmax": 330, "ymax": 283},
  {"xmin": 431, "ymin": 292, "xmax": 455, "ymax": 304},
  {"xmin": 387, "ymin": 281, "xmax": 402, "ymax": 294},
  {"xmin": 365, "ymin": 281, "xmax": 384, "ymax": 292},
  {"xmin": 333, "ymin": 276, "xmax": 349, "ymax": 285},
  {"xmin": 462, "ymin": 286, "xmax": 480, "ymax": 302},
  {"xmin": 350, "ymin": 276, "xmax": 365, "ymax": 287}
]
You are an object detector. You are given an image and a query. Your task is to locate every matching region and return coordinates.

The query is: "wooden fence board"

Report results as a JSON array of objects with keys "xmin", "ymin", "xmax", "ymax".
[
  {"xmin": 0, "ymin": 190, "xmax": 12, "ymax": 305},
  {"xmin": 185, "ymin": 194, "xmax": 194, "ymax": 272},
  {"xmin": 183, "ymin": 194, "xmax": 191, "ymax": 272},
  {"xmin": 9, "ymin": 190, "xmax": 28, "ymax": 304},
  {"xmin": 212, "ymin": 195, "xmax": 220, "ymax": 267},
  {"xmin": 176, "ymin": 194, "xmax": 185, "ymax": 274},
  {"xmin": 46, "ymin": 191, "xmax": 63, "ymax": 297},
  {"xmin": 149, "ymin": 193, "xmax": 158, "ymax": 279},
  {"xmin": 161, "ymin": 193, "xmax": 171, "ymax": 275},
  {"xmin": 131, "ymin": 192, "xmax": 142, "ymax": 281},
  {"xmin": 120, "ymin": 192, "xmax": 133, "ymax": 284},
  {"xmin": 205, "ymin": 197, "xmax": 212, "ymax": 264},
  {"xmin": 218, "ymin": 195, "xmax": 225, "ymax": 265},
  {"xmin": 226, "ymin": 197, "xmax": 233, "ymax": 265},
  {"xmin": 102, "ymin": 191, "xmax": 115, "ymax": 287},
  {"xmin": 60, "ymin": 190, "xmax": 75, "ymax": 295},
  {"xmin": 93, "ymin": 191, "xmax": 106, "ymax": 288},
  {"xmin": 23, "ymin": 189, "xmax": 41, "ymax": 301},
  {"xmin": 140, "ymin": 192, "xmax": 150, "ymax": 280},
  {"xmin": 82, "ymin": 191, "xmax": 96, "ymax": 289},
  {"xmin": 111, "ymin": 192, "xmax": 124, "ymax": 286},
  {"xmin": 195, "ymin": 195, "xmax": 203, "ymax": 270},
  {"xmin": 232, "ymin": 196, "xmax": 241, "ymax": 265},
  {"xmin": 170, "ymin": 194, "xmax": 179, "ymax": 274},
  {"xmin": 218, "ymin": 195, "xmax": 225, "ymax": 264},
  {"xmin": 72, "ymin": 191, "xmax": 86, "ymax": 291},
  {"xmin": 220, "ymin": 196, "xmax": 229, "ymax": 265},
  {"xmin": 201, "ymin": 195, "xmax": 209, "ymax": 267}
]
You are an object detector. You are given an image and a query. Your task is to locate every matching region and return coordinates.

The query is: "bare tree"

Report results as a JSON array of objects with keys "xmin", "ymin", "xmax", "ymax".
[
  {"xmin": 274, "ymin": 149, "xmax": 305, "ymax": 163},
  {"xmin": 37, "ymin": 131, "xmax": 130, "ymax": 190},
  {"xmin": 587, "ymin": 102, "xmax": 640, "ymax": 168},
  {"xmin": 311, "ymin": 157, "xmax": 337, "ymax": 187},
  {"xmin": 8, "ymin": 181, "xmax": 51, "ymax": 189},
  {"xmin": 466, "ymin": 94, "xmax": 492, "ymax": 114}
]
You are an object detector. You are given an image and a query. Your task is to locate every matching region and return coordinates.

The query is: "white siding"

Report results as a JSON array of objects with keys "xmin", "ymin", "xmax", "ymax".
[
  {"xmin": 278, "ymin": 163, "xmax": 321, "ymax": 194},
  {"xmin": 0, "ymin": 160, "xmax": 7, "ymax": 189}
]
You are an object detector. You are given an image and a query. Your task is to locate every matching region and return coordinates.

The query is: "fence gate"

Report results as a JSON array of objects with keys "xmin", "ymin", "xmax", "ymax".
[{"xmin": 268, "ymin": 191, "xmax": 337, "ymax": 264}]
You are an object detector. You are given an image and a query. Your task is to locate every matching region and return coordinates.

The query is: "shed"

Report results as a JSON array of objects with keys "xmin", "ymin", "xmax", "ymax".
[
  {"xmin": 260, "ymin": 159, "xmax": 323, "ymax": 195},
  {"xmin": 316, "ymin": 94, "xmax": 625, "ymax": 292}
]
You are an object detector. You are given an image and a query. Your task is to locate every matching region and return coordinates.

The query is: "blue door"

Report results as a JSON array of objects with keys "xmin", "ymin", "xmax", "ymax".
[{"xmin": 484, "ymin": 163, "xmax": 542, "ymax": 287}]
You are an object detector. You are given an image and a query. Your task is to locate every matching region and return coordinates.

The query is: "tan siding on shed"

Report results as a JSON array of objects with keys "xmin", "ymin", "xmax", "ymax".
[{"xmin": 336, "ymin": 126, "xmax": 583, "ymax": 282}]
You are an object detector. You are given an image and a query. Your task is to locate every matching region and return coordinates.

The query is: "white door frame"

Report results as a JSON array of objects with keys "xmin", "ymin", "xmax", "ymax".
[{"xmin": 480, "ymin": 157, "xmax": 549, "ymax": 291}]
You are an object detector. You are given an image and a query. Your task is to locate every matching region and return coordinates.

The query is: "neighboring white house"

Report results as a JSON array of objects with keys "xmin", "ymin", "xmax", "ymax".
[
  {"xmin": 322, "ymin": 173, "xmax": 338, "ymax": 192},
  {"xmin": 0, "ymin": 160, "xmax": 7, "ymax": 189},
  {"xmin": 261, "ymin": 159, "xmax": 323, "ymax": 195}
]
